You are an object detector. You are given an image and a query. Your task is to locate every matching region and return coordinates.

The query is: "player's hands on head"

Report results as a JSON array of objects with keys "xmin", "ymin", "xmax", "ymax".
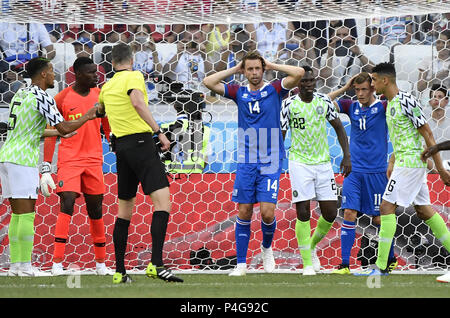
[{"xmin": 39, "ymin": 162, "xmax": 56, "ymax": 197}]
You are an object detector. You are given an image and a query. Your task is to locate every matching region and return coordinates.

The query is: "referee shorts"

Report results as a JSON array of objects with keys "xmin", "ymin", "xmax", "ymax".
[{"xmin": 115, "ymin": 133, "xmax": 169, "ymax": 200}]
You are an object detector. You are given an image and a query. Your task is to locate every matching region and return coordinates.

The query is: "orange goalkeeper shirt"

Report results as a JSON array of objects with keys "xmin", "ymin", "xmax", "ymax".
[{"xmin": 44, "ymin": 86, "xmax": 110, "ymax": 167}]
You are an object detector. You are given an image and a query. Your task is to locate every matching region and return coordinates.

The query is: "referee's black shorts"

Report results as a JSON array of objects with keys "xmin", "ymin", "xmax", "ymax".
[{"xmin": 115, "ymin": 132, "xmax": 169, "ymax": 200}]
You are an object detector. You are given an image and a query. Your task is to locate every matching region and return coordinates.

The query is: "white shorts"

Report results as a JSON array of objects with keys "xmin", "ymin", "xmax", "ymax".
[
  {"xmin": 289, "ymin": 161, "xmax": 337, "ymax": 203},
  {"xmin": 382, "ymin": 166, "xmax": 430, "ymax": 207},
  {"xmin": 0, "ymin": 162, "xmax": 39, "ymax": 199}
]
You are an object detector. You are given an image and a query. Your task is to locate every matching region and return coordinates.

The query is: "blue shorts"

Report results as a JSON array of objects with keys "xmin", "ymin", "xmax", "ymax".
[
  {"xmin": 341, "ymin": 171, "xmax": 388, "ymax": 216},
  {"xmin": 232, "ymin": 162, "xmax": 282, "ymax": 204}
]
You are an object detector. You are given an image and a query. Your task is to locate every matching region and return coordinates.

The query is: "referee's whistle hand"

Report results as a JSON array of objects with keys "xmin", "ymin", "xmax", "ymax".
[{"xmin": 158, "ymin": 133, "xmax": 171, "ymax": 151}]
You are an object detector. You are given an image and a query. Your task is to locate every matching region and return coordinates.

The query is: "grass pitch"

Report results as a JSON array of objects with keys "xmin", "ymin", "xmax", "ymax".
[{"xmin": 0, "ymin": 273, "xmax": 448, "ymax": 298}]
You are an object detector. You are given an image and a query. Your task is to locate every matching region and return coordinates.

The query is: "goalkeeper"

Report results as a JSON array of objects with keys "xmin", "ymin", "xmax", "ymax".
[
  {"xmin": 42, "ymin": 57, "xmax": 112, "ymax": 276},
  {"xmin": 0, "ymin": 57, "xmax": 99, "ymax": 276}
]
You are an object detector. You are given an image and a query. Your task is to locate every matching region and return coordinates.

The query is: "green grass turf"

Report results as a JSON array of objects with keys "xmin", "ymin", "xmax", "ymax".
[{"xmin": 0, "ymin": 273, "xmax": 448, "ymax": 298}]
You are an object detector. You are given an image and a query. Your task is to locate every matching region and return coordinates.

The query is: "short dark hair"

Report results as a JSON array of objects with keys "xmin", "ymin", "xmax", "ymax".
[
  {"xmin": 429, "ymin": 84, "xmax": 448, "ymax": 99},
  {"xmin": 372, "ymin": 62, "xmax": 396, "ymax": 77},
  {"xmin": 26, "ymin": 57, "xmax": 51, "ymax": 78},
  {"xmin": 73, "ymin": 56, "xmax": 94, "ymax": 73},
  {"xmin": 301, "ymin": 65, "xmax": 313, "ymax": 74},
  {"xmin": 111, "ymin": 43, "xmax": 133, "ymax": 64},
  {"xmin": 241, "ymin": 51, "xmax": 265, "ymax": 71}
]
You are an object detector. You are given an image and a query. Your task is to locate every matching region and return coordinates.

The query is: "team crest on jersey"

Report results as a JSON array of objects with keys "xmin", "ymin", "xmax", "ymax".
[
  {"xmin": 243, "ymin": 93, "xmax": 248, "ymax": 98},
  {"xmin": 293, "ymin": 190, "xmax": 298, "ymax": 197},
  {"xmin": 354, "ymin": 108, "xmax": 360, "ymax": 115},
  {"xmin": 316, "ymin": 106, "xmax": 324, "ymax": 115},
  {"xmin": 390, "ymin": 107, "xmax": 395, "ymax": 116},
  {"xmin": 261, "ymin": 91, "xmax": 268, "ymax": 97},
  {"xmin": 371, "ymin": 107, "xmax": 378, "ymax": 114}
]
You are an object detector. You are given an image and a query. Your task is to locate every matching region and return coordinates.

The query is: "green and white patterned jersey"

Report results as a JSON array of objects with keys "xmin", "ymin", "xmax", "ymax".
[
  {"xmin": 386, "ymin": 91, "xmax": 427, "ymax": 168},
  {"xmin": 0, "ymin": 85, "xmax": 64, "ymax": 167},
  {"xmin": 281, "ymin": 92, "xmax": 338, "ymax": 165}
]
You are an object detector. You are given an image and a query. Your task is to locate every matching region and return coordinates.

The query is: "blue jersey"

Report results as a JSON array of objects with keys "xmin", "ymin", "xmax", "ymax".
[
  {"xmin": 337, "ymin": 99, "xmax": 388, "ymax": 173},
  {"xmin": 224, "ymin": 80, "xmax": 289, "ymax": 165}
]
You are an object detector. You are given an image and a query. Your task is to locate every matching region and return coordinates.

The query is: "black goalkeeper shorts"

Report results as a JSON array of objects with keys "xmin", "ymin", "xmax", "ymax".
[{"xmin": 115, "ymin": 133, "xmax": 169, "ymax": 200}]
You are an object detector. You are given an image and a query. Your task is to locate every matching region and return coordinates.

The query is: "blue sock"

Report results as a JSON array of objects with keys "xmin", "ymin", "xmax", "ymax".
[
  {"xmin": 235, "ymin": 217, "xmax": 251, "ymax": 264},
  {"xmin": 375, "ymin": 224, "xmax": 395, "ymax": 260},
  {"xmin": 261, "ymin": 217, "xmax": 276, "ymax": 249},
  {"xmin": 341, "ymin": 220, "xmax": 356, "ymax": 265}
]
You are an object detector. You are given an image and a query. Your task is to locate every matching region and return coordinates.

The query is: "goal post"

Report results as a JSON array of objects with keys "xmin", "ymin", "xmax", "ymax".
[{"xmin": 0, "ymin": 0, "xmax": 449, "ymax": 274}]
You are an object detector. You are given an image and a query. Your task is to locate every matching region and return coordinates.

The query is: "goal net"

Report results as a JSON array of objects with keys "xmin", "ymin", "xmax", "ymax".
[{"xmin": 0, "ymin": 0, "xmax": 449, "ymax": 274}]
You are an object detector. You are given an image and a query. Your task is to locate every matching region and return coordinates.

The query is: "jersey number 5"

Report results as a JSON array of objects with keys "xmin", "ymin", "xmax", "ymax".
[{"xmin": 8, "ymin": 100, "xmax": 21, "ymax": 130}]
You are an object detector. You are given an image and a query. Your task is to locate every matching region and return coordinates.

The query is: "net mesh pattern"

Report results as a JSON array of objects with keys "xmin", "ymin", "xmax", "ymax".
[{"xmin": 0, "ymin": 0, "xmax": 449, "ymax": 273}]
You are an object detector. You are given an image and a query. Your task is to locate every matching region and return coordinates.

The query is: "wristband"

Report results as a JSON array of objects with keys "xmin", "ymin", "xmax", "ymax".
[
  {"xmin": 96, "ymin": 109, "xmax": 105, "ymax": 118},
  {"xmin": 155, "ymin": 129, "xmax": 162, "ymax": 136}
]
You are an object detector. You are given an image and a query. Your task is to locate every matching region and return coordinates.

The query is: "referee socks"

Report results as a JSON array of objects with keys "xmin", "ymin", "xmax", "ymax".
[
  {"xmin": 151, "ymin": 211, "xmax": 170, "ymax": 267},
  {"xmin": 113, "ymin": 217, "xmax": 130, "ymax": 275}
]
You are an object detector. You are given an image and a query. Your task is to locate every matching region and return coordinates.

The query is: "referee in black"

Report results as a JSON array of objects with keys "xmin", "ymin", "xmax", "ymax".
[{"xmin": 97, "ymin": 43, "xmax": 183, "ymax": 283}]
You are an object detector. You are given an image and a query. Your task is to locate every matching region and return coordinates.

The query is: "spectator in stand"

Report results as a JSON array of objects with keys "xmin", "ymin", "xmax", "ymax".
[
  {"xmin": 61, "ymin": 24, "xmax": 128, "ymax": 44},
  {"xmin": 319, "ymin": 23, "xmax": 374, "ymax": 95},
  {"xmin": 65, "ymin": 33, "xmax": 106, "ymax": 87},
  {"xmin": 204, "ymin": 24, "xmax": 231, "ymax": 75},
  {"xmin": 368, "ymin": 15, "xmax": 414, "ymax": 48},
  {"xmin": 217, "ymin": 27, "xmax": 250, "ymax": 84},
  {"xmin": 45, "ymin": 24, "xmax": 64, "ymax": 43},
  {"xmin": 292, "ymin": 18, "xmax": 358, "ymax": 60},
  {"xmin": 246, "ymin": 22, "xmax": 293, "ymax": 62},
  {"xmin": 130, "ymin": 24, "xmax": 162, "ymax": 103},
  {"xmin": 245, "ymin": 22, "xmax": 295, "ymax": 80},
  {"xmin": 163, "ymin": 32, "xmax": 206, "ymax": 92},
  {"xmin": 148, "ymin": 24, "xmax": 180, "ymax": 43},
  {"xmin": 417, "ymin": 30, "xmax": 450, "ymax": 98},
  {"xmin": 277, "ymin": 36, "xmax": 319, "ymax": 72},
  {"xmin": 426, "ymin": 84, "xmax": 450, "ymax": 171},
  {"xmin": 0, "ymin": 22, "xmax": 56, "ymax": 104}
]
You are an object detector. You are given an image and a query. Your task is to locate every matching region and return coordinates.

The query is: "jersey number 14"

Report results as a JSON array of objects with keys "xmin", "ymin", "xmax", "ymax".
[{"xmin": 248, "ymin": 101, "xmax": 261, "ymax": 114}]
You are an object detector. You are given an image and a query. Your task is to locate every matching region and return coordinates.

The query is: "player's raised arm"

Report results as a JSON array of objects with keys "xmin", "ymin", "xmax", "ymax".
[
  {"xmin": 203, "ymin": 62, "xmax": 242, "ymax": 96},
  {"xmin": 265, "ymin": 60, "xmax": 304, "ymax": 90},
  {"xmin": 329, "ymin": 117, "xmax": 351, "ymax": 177},
  {"xmin": 53, "ymin": 106, "xmax": 98, "ymax": 136},
  {"xmin": 421, "ymin": 140, "xmax": 450, "ymax": 161},
  {"xmin": 328, "ymin": 74, "xmax": 357, "ymax": 101},
  {"xmin": 418, "ymin": 124, "xmax": 450, "ymax": 185}
]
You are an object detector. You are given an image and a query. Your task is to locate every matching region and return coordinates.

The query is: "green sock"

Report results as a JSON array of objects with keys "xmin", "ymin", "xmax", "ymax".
[
  {"xmin": 8, "ymin": 213, "xmax": 21, "ymax": 264},
  {"xmin": 295, "ymin": 219, "xmax": 312, "ymax": 267},
  {"xmin": 18, "ymin": 212, "xmax": 35, "ymax": 263},
  {"xmin": 375, "ymin": 214, "xmax": 396, "ymax": 270},
  {"xmin": 425, "ymin": 213, "xmax": 450, "ymax": 252},
  {"xmin": 310, "ymin": 216, "xmax": 333, "ymax": 250}
]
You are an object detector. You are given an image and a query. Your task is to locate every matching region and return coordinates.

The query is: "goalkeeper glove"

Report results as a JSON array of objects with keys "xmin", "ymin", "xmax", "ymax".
[{"xmin": 39, "ymin": 162, "xmax": 55, "ymax": 197}]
